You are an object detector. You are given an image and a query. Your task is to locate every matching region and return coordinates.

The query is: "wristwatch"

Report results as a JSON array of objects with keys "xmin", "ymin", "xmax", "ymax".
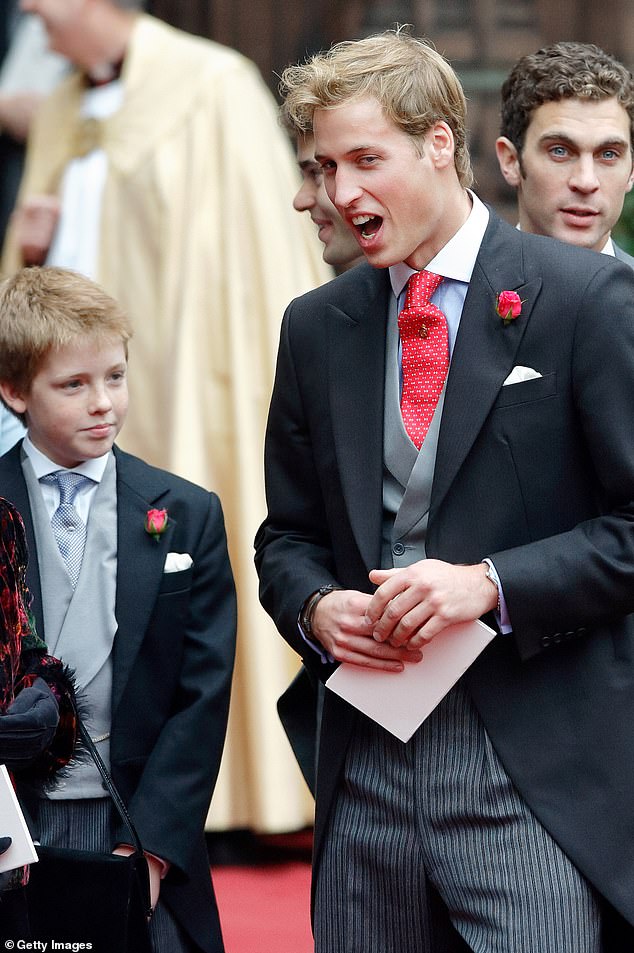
[{"xmin": 299, "ymin": 584, "xmax": 342, "ymax": 637}]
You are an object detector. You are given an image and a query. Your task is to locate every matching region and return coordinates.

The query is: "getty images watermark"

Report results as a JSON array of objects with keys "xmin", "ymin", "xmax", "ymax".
[{"xmin": 4, "ymin": 942, "xmax": 92, "ymax": 951}]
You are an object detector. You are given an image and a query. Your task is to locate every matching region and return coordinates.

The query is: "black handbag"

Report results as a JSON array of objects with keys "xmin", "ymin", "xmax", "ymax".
[{"xmin": 25, "ymin": 722, "xmax": 152, "ymax": 952}]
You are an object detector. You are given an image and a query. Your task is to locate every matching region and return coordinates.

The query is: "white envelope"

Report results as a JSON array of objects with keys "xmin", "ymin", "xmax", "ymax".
[
  {"xmin": 326, "ymin": 619, "xmax": 496, "ymax": 742},
  {"xmin": 0, "ymin": 764, "xmax": 38, "ymax": 873},
  {"xmin": 503, "ymin": 365, "xmax": 543, "ymax": 386},
  {"xmin": 163, "ymin": 552, "xmax": 193, "ymax": 573}
]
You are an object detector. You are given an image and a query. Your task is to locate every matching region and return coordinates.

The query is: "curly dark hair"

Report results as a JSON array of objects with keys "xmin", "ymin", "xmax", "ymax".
[{"xmin": 500, "ymin": 41, "xmax": 634, "ymax": 153}]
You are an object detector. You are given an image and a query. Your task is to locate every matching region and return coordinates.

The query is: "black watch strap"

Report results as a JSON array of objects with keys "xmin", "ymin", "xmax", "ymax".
[{"xmin": 300, "ymin": 584, "xmax": 343, "ymax": 637}]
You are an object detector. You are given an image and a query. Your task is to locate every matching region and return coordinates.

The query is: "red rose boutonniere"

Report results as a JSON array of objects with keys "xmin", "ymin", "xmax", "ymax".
[
  {"xmin": 145, "ymin": 508, "xmax": 168, "ymax": 542},
  {"xmin": 496, "ymin": 290, "xmax": 522, "ymax": 326}
]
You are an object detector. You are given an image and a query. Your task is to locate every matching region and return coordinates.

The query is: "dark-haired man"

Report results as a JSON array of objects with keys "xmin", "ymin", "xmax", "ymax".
[
  {"xmin": 496, "ymin": 41, "xmax": 634, "ymax": 264},
  {"xmin": 292, "ymin": 131, "xmax": 364, "ymax": 273}
]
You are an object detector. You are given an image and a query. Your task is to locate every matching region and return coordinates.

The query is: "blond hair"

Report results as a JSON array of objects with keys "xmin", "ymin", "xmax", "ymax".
[
  {"xmin": 280, "ymin": 29, "xmax": 473, "ymax": 188},
  {"xmin": 0, "ymin": 267, "xmax": 132, "ymax": 401}
]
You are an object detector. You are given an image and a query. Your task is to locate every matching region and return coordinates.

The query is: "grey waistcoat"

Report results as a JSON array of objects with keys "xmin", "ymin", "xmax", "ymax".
[
  {"xmin": 23, "ymin": 452, "xmax": 118, "ymax": 798},
  {"xmin": 381, "ymin": 299, "xmax": 446, "ymax": 570}
]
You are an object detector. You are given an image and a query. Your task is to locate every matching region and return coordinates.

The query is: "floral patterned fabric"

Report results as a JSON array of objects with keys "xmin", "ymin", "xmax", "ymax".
[
  {"xmin": 0, "ymin": 497, "xmax": 79, "ymax": 890},
  {"xmin": 0, "ymin": 496, "xmax": 33, "ymax": 715}
]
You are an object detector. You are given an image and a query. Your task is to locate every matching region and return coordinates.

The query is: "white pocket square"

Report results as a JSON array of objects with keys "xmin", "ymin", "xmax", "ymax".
[
  {"xmin": 163, "ymin": 552, "xmax": 193, "ymax": 573},
  {"xmin": 503, "ymin": 365, "xmax": 543, "ymax": 386}
]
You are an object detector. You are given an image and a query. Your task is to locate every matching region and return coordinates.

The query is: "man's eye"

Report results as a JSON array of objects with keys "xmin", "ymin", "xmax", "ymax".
[{"xmin": 549, "ymin": 146, "xmax": 568, "ymax": 158}]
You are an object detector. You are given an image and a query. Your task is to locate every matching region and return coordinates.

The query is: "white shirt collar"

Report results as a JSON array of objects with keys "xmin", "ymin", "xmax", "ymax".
[
  {"xmin": 389, "ymin": 190, "xmax": 490, "ymax": 298},
  {"xmin": 23, "ymin": 433, "xmax": 111, "ymax": 483},
  {"xmin": 601, "ymin": 237, "xmax": 616, "ymax": 257}
]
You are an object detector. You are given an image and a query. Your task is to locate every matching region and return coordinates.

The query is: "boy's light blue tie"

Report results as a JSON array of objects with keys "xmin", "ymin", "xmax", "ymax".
[{"xmin": 41, "ymin": 471, "xmax": 93, "ymax": 588}]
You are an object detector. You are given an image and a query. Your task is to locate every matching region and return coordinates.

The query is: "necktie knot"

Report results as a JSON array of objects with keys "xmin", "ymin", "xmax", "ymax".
[
  {"xmin": 40, "ymin": 471, "xmax": 93, "ymax": 587},
  {"xmin": 404, "ymin": 269, "xmax": 444, "ymax": 310},
  {"xmin": 44, "ymin": 470, "xmax": 92, "ymax": 506}
]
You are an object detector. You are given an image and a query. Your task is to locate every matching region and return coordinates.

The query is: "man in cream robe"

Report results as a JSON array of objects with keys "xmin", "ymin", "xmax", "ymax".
[{"xmin": 3, "ymin": 2, "xmax": 329, "ymax": 830}]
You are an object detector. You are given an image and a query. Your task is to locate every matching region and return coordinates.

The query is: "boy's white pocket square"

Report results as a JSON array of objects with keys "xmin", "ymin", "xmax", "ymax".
[
  {"xmin": 163, "ymin": 552, "xmax": 193, "ymax": 573},
  {"xmin": 503, "ymin": 366, "xmax": 543, "ymax": 386}
]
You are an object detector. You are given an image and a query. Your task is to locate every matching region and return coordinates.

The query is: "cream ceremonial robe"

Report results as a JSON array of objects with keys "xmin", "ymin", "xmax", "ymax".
[{"xmin": 3, "ymin": 14, "xmax": 331, "ymax": 831}]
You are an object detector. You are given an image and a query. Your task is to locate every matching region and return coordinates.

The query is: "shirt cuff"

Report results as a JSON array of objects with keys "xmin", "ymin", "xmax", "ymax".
[
  {"xmin": 147, "ymin": 852, "xmax": 171, "ymax": 879},
  {"xmin": 482, "ymin": 558, "xmax": 512, "ymax": 634},
  {"xmin": 297, "ymin": 619, "xmax": 335, "ymax": 664}
]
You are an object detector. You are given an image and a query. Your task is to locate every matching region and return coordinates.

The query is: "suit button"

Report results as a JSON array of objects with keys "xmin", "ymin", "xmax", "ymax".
[
  {"xmin": 564, "ymin": 631, "xmax": 575, "ymax": 640},
  {"xmin": 540, "ymin": 635, "xmax": 552, "ymax": 648},
  {"xmin": 553, "ymin": 632, "xmax": 562, "ymax": 644},
  {"xmin": 392, "ymin": 542, "xmax": 405, "ymax": 556}
]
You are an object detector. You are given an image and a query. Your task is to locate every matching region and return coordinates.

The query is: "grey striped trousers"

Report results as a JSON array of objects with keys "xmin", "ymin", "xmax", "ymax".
[
  {"xmin": 34, "ymin": 798, "xmax": 194, "ymax": 953},
  {"xmin": 315, "ymin": 681, "xmax": 602, "ymax": 953}
]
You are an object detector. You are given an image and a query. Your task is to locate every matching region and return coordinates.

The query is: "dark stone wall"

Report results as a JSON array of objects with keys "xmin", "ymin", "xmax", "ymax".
[{"xmin": 147, "ymin": 0, "xmax": 634, "ymax": 242}]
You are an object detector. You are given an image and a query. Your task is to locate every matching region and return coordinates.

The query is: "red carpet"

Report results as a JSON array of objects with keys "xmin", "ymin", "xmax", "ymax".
[
  {"xmin": 209, "ymin": 830, "xmax": 313, "ymax": 953},
  {"xmin": 213, "ymin": 861, "xmax": 313, "ymax": 952}
]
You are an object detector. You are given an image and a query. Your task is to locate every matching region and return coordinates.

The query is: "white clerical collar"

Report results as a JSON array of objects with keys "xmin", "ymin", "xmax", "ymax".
[
  {"xmin": 23, "ymin": 433, "xmax": 111, "ymax": 483},
  {"xmin": 389, "ymin": 190, "xmax": 489, "ymax": 298}
]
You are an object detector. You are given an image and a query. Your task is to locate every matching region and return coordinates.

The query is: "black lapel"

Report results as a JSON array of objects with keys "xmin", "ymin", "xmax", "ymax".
[
  {"xmin": 329, "ymin": 266, "xmax": 390, "ymax": 571},
  {"xmin": 430, "ymin": 215, "xmax": 543, "ymax": 519},
  {"xmin": 112, "ymin": 447, "xmax": 174, "ymax": 714}
]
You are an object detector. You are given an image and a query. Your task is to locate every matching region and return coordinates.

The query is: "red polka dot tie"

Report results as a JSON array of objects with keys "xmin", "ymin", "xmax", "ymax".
[{"xmin": 398, "ymin": 270, "xmax": 448, "ymax": 449}]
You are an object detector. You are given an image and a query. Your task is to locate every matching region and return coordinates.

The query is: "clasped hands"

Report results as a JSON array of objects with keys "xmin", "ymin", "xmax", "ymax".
[{"xmin": 311, "ymin": 559, "xmax": 498, "ymax": 671}]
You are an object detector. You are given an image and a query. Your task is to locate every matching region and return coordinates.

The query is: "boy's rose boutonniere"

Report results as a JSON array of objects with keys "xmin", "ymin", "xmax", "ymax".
[
  {"xmin": 496, "ymin": 290, "xmax": 522, "ymax": 326},
  {"xmin": 145, "ymin": 508, "xmax": 168, "ymax": 542}
]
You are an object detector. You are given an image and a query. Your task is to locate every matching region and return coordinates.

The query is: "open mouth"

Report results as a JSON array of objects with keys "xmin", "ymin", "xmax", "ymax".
[{"xmin": 352, "ymin": 214, "xmax": 383, "ymax": 240}]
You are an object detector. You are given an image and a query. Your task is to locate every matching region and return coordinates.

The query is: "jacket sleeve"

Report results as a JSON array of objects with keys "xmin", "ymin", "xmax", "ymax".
[{"xmin": 255, "ymin": 304, "xmax": 343, "ymax": 665}]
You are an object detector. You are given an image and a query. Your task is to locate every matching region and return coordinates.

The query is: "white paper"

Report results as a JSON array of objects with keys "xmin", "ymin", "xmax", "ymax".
[
  {"xmin": 0, "ymin": 763, "xmax": 38, "ymax": 872},
  {"xmin": 326, "ymin": 619, "xmax": 496, "ymax": 742}
]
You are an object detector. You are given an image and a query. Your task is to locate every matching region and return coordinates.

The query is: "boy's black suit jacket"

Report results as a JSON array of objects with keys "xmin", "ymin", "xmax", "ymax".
[
  {"xmin": 1, "ymin": 443, "xmax": 236, "ymax": 953},
  {"xmin": 256, "ymin": 212, "xmax": 634, "ymax": 931}
]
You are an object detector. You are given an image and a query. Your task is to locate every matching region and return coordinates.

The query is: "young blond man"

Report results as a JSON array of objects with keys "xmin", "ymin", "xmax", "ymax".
[
  {"xmin": 0, "ymin": 266, "xmax": 236, "ymax": 953},
  {"xmin": 256, "ymin": 30, "xmax": 634, "ymax": 952},
  {"xmin": 496, "ymin": 41, "xmax": 634, "ymax": 261}
]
